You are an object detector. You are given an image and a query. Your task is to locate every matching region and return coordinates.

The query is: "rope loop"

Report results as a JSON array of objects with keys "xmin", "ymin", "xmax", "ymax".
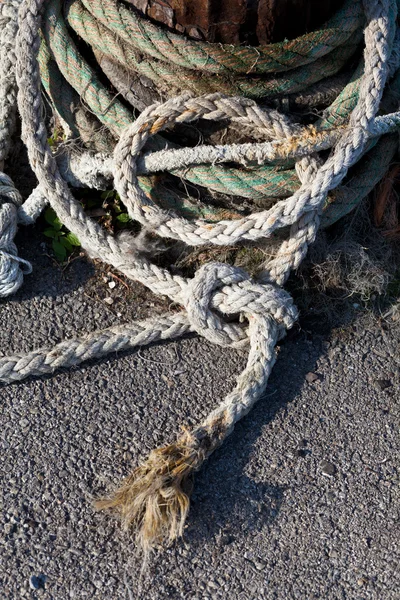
[{"xmin": 113, "ymin": 93, "xmax": 316, "ymax": 247}]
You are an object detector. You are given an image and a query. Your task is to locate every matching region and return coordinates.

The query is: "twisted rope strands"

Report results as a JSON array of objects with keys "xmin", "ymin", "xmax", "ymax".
[
  {"xmin": 38, "ymin": 36, "xmax": 81, "ymax": 138},
  {"xmin": 0, "ymin": 0, "xmax": 32, "ymax": 296},
  {"xmin": 11, "ymin": 0, "xmax": 397, "ymax": 552},
  {"xmin": 67, "ymin": 0, "xmax": 363, "ymax": 100},
  {"xmin": 43, "ymin": 0, "xmax": 133, "ymax": 136},
  {"xmin": 42, "ymin": 1, "xmax": 302, "ymax": 202},
  {"xmin": 0, "ymin": 313, "xmax": 192, "ymax": 383},
  {"xmin": 20, "ymin": 7, "xmax": 304, "ymax": 338},
  {"xmin": 45, "ymin": 0, "xmax": 377, "ymax": 211},
  {"xmin": 91, "ymin": 49, "xmax": 156, "ymax": 113},
  {"xmin": 0, "ymin": 0, "xmax": 22, "ymax": 169},
  {"xmin": 81, "ymin": 0, "xmax": 364, "ymax": 75},
  {"xmin": 108, "ymin": 73, "xmax": 395, "ymax": 252},
  {"xmin": 23, "ymin": 97, "xmax": 400, "ymax": 229},
  {"xmin": 17, "ymin": 95, "xmax": 400, "ymax": 252},
  {"xmin": 40, "ymin": 0, "xmax": 400, "ymax": 221},
  {"xmin": 45, "ymin": 0, "xmax": 398, "ymax": 228},
  {"xmin": 17, "ymin": 2, "xmax": 189, "ymax": 307},
  {"xmin": 321, "ymin": 133, "xmax": 399, "ymax": 227},
  {"xmin": 38, "ymin": 36, "xmax": 114, "ymax": 152}
]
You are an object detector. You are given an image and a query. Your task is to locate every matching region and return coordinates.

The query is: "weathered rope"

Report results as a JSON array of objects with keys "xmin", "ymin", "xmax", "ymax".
[
  {"xmin": 0, "ymin": 0, "xmax": 32, "ymax": 295},
  {"xmin": 33, "ymin": 0, "xmax": 400, "ymax": 225},
  {"xmin": 1, "ymin": 0, "xmax": 399, "ymax": 553},
  {"xmin": 66, "ymin": 0, "xmax": 362, "ymax": 99},
  {"xmin": 79, "ymin": 0, "xmax": 364, "ymax": 76}
]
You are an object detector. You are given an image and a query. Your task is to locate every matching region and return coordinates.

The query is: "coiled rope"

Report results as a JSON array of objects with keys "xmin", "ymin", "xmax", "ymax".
[
  {"xmin": 19, "ymin": 0, "xmax": 398, "ymax": 228},
  {"xmin": 1, "ymin": 0, "xmax": 400, "ymax": 551}
]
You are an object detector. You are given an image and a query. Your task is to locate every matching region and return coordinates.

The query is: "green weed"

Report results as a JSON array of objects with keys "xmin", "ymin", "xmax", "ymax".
[{"xmin": 43, "ymin": 207, "xmax": 81, "ymax": 262}]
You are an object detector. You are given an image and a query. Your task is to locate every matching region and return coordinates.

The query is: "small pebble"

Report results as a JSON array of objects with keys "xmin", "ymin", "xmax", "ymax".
[
  {"xmin": 104, "ymin": 297, "xmax": 114, "ymax": 305},
  {"xmin": 320, "ymin": 460, "xmax": 337, "ymax": 477},
  {"xmin": 108, "ymin": 281, "xmax": 116, "ymax": 289},
  {"xmin": 4, "ymin": 523, "xmax": 14, "ymax": 534},
  {"xmin": 217, "ymin": 534, "xmax": 233, "ymax": 546},
  {"xmin": 253, "ymin": 559, "xmax": 266, "ymax": 571},
  {"xmin": 296, "ymin": 439, "xmax": 309, "ymax": 457},
  {"xmin": 296, "ymin": 448, "xmax": 308, "ymax": 458},
  {"xmin": 374, "ymin": 379, "xmax": 391, "ymax": 391},
  {"xmin": 29, "ymin": 576, "xmax": 46, "ymax": 590},
  {"xmin": 306, "ymin": 372, "xmax": 319, "ymax": 383}
]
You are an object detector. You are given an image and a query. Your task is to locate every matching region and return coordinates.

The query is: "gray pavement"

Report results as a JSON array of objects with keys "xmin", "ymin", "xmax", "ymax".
[{"xmin": 1, "ymin": 227, "xmax": 399, "ymax": 599}]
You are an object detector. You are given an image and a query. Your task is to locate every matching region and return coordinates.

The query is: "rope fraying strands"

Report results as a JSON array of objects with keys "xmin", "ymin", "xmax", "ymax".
[{"xmin": 1, "ymin": 0, "xmax": 400, "ymax": 552}]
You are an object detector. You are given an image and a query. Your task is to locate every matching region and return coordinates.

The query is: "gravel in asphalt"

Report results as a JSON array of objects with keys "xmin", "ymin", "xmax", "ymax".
[{"xmin": 0, "ymin": 229, "xmax": 399, "ymax": 599}]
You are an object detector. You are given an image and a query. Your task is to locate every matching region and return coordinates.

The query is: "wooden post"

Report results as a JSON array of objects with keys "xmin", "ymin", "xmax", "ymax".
[{"xmin": 127, "ymin": 0, "xmax": 344, "ymax": 44}]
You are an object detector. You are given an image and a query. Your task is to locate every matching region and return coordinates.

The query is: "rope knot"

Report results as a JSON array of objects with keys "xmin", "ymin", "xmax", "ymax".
[{"xmin": 184, "ymin": 262, "xmax": 298, "ymax": 348}]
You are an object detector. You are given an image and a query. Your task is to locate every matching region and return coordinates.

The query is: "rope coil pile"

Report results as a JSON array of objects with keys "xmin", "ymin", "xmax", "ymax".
[{"xmin": 1, "ymin": 0, "xmax": 400, "ymax": 550}]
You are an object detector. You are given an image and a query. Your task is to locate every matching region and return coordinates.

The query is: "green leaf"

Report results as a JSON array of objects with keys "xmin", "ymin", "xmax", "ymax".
[
  {"xmin": 52, "ymin": 239, "xmax": 67, "ymax": 261},
  {"xmin": 45, "ymin": 207, "xmax": 56, "ymax": 225},
  {"xmin": 116, "ymin": 213, "xmax": 131, "ymax": 223},
  {"xmin": 43, "ymin": 228, "xmax": 57, "ymax": 238},
  {"xmin": 60, "ymin": 237, "xmax": 73, "ymax": 252},
  {"xmin": 45, "ymin": 207, "xmax": 62, "ymax": 231},
  {"xmin": 65, "ymin": 232, "xmax": 81, "ymax": 246}
]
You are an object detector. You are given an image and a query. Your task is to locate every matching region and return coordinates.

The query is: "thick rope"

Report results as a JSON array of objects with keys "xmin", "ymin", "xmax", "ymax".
[
  {"xmin": 0, "ymin": 0, "xmax": 399, "ymax": 552},
  {"xmin": 34, "ymin": 0, "xmax": 400, "ymax": 223},
  {"xmin": 66, "ymin": 0, "xmax": 362, "ymax": 99},
  {"xmin": 0, "ymin": 0, "xmax": 32, "ymax": 296},
  {"xmin": 80, "ymin": 0, "xmax": 364, "ymax": 76}
]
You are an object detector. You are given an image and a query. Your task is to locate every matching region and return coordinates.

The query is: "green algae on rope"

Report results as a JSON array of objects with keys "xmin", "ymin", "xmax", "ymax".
[
  {"xmin": 38, "ymin": 0, "xmax": 399, "ymax": 225},
  {"xmin": 66, "ymin": 0, "xmax": 363, "ymax": 100},
  {"xmin": 80, "ymin": 0, "xmax": 364, "ymax": 75}
]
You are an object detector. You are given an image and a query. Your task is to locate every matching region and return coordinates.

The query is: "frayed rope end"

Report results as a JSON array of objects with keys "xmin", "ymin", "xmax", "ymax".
[{"xmin": 95, "ymin": 434, "xmax": 203, "ymax": 553}]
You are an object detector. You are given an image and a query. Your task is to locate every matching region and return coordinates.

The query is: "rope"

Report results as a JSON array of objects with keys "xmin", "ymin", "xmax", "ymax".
[
  {"xmin": 80, "ymin": 0, "xmax": 364, "ymax": 75},
  {"xmin": 0, "ymin": 0, "xmax": 32, "ymax": 295},
  {"xmin": 34, "ymin": 0, "xmax": 400, "ymax": 223},
  {"xmin": 66, "ymin": 0, "xmax": 362, "ymax": 99},
  {"xmin": 1, "ymin": 0, "xmax": 399, "ymax": 552}
]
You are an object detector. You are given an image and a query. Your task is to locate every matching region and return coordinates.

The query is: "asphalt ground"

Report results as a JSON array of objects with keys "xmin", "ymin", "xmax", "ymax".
[{"xmin": 0, "ymin": 227, "xmax": 399, "ymax": 599}]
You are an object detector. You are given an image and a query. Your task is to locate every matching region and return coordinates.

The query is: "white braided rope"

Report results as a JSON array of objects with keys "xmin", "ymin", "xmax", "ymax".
[
  {"xmin": 0, "ymin": 0, "xmax": 21, "ymax": 168},
  {"xmin": 0, "ymin": 0, "xmax": 396, "ymax": 525},
  {"xmin": 17, "ymin": 104, "xmax": 400, "ymax": 227}
]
